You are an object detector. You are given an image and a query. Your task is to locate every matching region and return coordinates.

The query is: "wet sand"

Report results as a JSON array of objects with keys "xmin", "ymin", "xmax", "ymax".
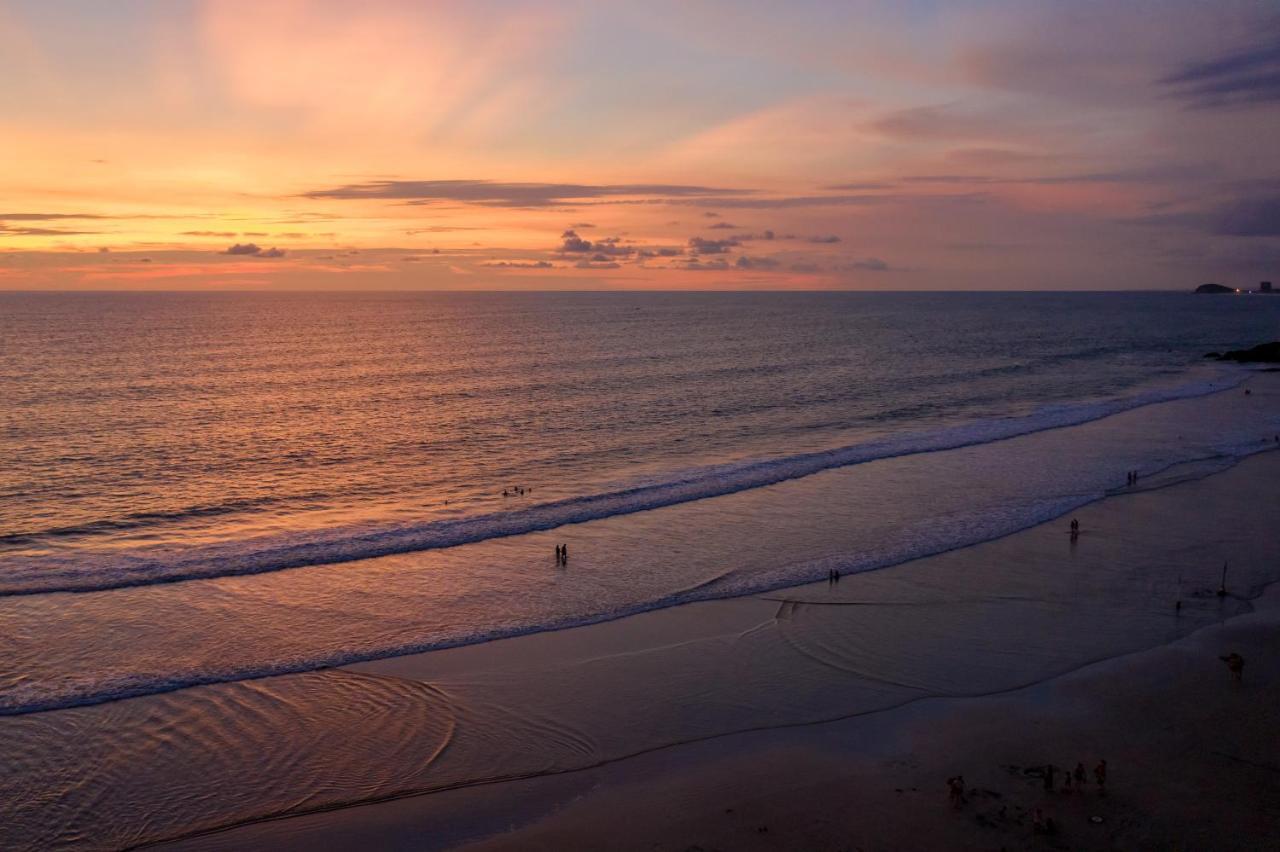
[
  {"xmin": 458, "ymin": 585, "xmax": 1280, "ymax": 852},
  {"xmin": 157, "ymin": 450, "xmax": 1280, "ymax": 852}
]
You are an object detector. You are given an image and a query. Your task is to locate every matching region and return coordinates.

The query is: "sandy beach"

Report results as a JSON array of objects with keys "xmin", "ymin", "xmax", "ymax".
[{"xmin": 154, "ymin": 445, "xmax": 1280, "ymax": 852}]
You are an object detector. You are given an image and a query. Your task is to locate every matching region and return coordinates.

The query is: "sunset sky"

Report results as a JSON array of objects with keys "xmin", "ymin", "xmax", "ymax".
[{"xmin": 2, "ymin": 0, "xmax": 1278, "ymax": 290}]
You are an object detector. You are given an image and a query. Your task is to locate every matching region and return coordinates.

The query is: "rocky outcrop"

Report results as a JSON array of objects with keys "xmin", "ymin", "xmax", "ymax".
[
  {"xmin": 1206, "ymin": 342, "xmax": 1280, "ymax": 363},
  {"xmin": 1194, "ymin": 283, "xmax": 1235, "ymax": 294}
]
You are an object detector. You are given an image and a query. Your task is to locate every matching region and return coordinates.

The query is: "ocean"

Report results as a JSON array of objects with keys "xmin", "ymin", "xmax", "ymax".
[{"xmin": 2, "ymin": 290, "xmax": 1280, "ymax": 717}]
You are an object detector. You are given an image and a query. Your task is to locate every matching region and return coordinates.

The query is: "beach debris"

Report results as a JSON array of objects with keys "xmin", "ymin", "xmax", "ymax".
[{"xmin": 1090, "ymin": 815, "xmax": 1105, "ymax": 824}]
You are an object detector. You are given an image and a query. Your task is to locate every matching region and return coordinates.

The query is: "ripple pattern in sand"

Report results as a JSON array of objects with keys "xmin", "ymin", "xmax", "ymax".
[{"xmin": 0, "ymin": 669, "xmax": 458, "ymax": 851}]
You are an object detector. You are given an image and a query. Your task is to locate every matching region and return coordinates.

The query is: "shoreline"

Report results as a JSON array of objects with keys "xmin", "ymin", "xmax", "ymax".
[{"xmin": 157, "ymin": 449, "xmax": 1280, "ymax": 852}]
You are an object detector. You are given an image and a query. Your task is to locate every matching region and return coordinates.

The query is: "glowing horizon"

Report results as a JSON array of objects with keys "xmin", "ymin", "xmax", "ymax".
[{"xmin": 2, "ymin": 0, "xmax": 1279, "ymax": 290}]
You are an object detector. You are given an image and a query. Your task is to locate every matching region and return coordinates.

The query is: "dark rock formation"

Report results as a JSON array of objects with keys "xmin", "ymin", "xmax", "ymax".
[
  {"xmin": 1206, "ymin": 342, "xmax": 1280, "ymax": 363},
  {"xmin": 1194, "ymin": 283, "xmax": 1235, "ymax": 294}
]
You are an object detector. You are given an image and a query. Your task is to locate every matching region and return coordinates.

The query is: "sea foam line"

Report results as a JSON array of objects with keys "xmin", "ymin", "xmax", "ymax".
[
  {"xmin": 6, "ymin": 443, "xmax": 1275, "ymax": 718},
  {"xmin": 0, "ymin": 370, "xmax": 1249, "ymax": 597}
]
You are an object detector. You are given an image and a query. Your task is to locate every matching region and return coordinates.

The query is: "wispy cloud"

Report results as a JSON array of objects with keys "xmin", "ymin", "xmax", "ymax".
[
  {"xmin": 304, "ymin": 180, "xmax": 753, "ymax": 208},
  {"xmin": 0, "ymin": 224, "xmax": 99, "ymax": 236},
  {"xmin": 1210, "ymin": 194, "xmax": 1280, "ymax": 236},
  {"xmin": 481, "ymin": 260, "xmax": 554, "ymax": 268},
  {"xmin": 0, "ymin": 212, "xmax": 106, "ymax": 220},
  {"xmin": 1160, "ymin": 37, "xmax": 1280, "ymax": 108}
]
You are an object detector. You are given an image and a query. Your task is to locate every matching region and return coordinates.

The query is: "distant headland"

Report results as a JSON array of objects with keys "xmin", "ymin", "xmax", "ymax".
[{"xmin": 1195, "ymin": 281, "xmax": 1273, "ymax": 294}]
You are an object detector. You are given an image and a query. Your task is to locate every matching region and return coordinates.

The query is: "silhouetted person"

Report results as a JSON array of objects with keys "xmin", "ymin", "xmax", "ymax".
[
  {"xmin": 1175, "ymin": 599, "xmax": 1182, "ymax": 614},
  {"xmin": 555, "ymin": 544, "xmax": 562, "ymax": 562},
  {"xmin": 1094, "ymin": 760, "xmax": 1107, "ymax": 795},
  {"xmin": 1220, "ymin": 652, "xmax": 1245, "ymax": 683},
  {"xmin": 947, "ymin": 775, "xmax": 965, "ymax": 808},
  {"xmin": 561, "ymin": 543, "xmax": 568, "ymax": 564},
  {"xmin": 1073, "ymin": 762, "xmax": 1086, "ymax": 787}
]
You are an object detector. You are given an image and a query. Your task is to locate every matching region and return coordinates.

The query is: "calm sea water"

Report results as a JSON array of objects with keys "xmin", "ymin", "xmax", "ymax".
[
  {"xmin": 1, "ymin": 291, "xmax": 1279, "ymax": 714},
  {"xmin": 3, "ymin": 291, "xmax": 1276, "ymax": 575}
]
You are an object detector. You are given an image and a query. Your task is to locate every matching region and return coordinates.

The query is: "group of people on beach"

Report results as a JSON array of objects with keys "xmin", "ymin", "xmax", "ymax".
[
  {"xmin": 1042, "ymin": 759, "xmax": 1106, "ymax": 796},
  {"xmin": 1125, "ymin": 470, "xmax": 1139, "ymax": 486},
  {"xmin": 1036, "ymin": 761, "xmax": 1106, "ymax": 834},
  {"xmin": 948, "ymin": 759, "xmax": 1108, "ymax": 838},
  {"xmin": 1069, "ymin": 517, "xmax": 1080, "ymax": 539},
  {"xmin": 554, "ymin": 543, "xmax": 569, "ymax": 565},
  {"xmin": 948, "ymin": 759, "xmax": 1106, "ymax": 811},
  {"xmin": 827, "ymin": 569, "xmax": 841, "ymax": 585},
  {"xmin": 502, "ymin": 486, "xmax": 530, "ymax": 498}
]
